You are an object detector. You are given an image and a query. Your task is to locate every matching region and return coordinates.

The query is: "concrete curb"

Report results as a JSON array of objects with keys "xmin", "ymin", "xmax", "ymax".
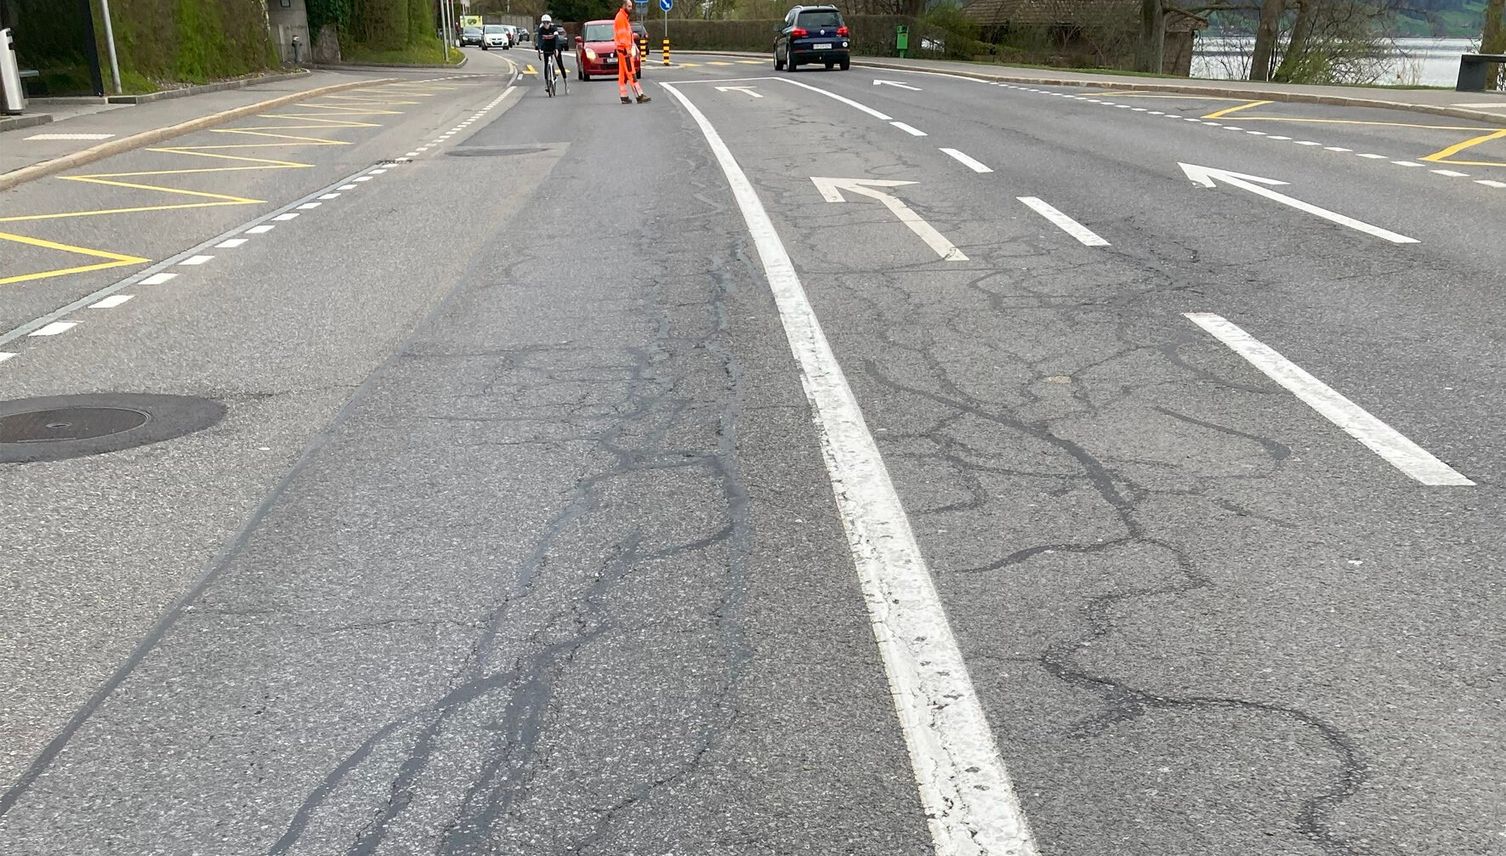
[
  {"xmin": 0, "ymin": 113, "xmax": 53, "ymax": 133},
  {"xmin": 674, "ymin": 51, "xmax": 1506, "ymax": 126},
  {"xmin": 106, "ymin": 70, "xmax": 311, "ymax": 104},
  {"xmin": 0, "ymin": 78, "xmax": 392, "ymax": 193},
  {"xmin": 313, "ymin": 55, "xmax": 469, "ymax": 71}
]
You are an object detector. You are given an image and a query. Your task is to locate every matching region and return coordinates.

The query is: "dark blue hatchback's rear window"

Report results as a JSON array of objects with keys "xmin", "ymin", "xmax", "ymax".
[{"xmin": 798, "ymin": 10, "xmax": 842, "ymax": 28}]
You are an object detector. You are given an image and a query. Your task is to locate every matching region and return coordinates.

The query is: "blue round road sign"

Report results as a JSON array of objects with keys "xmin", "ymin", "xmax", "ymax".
[{"xmin": 659, "ymin": 0, "xmax": 672, "ymax": 10}]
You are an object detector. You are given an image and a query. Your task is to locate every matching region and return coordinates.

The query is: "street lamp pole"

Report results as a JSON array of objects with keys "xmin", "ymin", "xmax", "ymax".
[{"xmin": 98, "ymin": 0, "xmax": 123, "ymax": 95}]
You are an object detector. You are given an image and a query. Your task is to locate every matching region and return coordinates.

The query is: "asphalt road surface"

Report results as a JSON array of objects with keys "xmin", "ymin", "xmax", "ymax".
[{"xmin": 1, "ymin": 46, "xmax": 1504, "ymax": 856}]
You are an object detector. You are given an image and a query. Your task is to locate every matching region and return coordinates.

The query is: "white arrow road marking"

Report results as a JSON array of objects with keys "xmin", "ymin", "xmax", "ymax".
[
  {"xmin": 1017, "ymin": 197, "xmax": 1109, "ymax": 246},
  {"xmin": 1186, "ymin": 313, "xmax": 1473, "ymax": 486},
  {"xmin": 715, "ymin": 85, "xmax": 763, "ymax": 98},
  {"xmin": 811, "ymin": 177, "xmax": 967, "ymax": 261},
  {"xmin": 1179, "ymin": 163, "xmax": 1418, "ymax": 244},
  {"xmin": 873, "ymin": 79, "xmax": 922, "ymax": 90},
  {"xmin": 663, "ymin": 80, "xmax": 1039, "ymax": 856}
]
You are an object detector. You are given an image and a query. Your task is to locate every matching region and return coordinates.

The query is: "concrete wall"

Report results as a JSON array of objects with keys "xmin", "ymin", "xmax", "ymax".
[{"xmin": 266, "ymin": 0, "xmax": 311, "ymax": 64}]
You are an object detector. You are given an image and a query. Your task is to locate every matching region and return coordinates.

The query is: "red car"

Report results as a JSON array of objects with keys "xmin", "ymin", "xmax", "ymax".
[{"xmin": 575, "ymin": 19, "xmax": 645, "ymax": 80}]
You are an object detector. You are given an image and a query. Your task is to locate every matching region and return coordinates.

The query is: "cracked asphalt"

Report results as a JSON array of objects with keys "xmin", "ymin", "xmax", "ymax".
[{"xmin": 1, "ymin": 52, "xmax": 1503, "ymax": 856}]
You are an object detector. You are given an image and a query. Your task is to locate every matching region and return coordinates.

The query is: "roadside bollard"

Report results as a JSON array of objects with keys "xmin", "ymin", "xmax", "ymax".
[
  {"xmin": 662, "ymin": 38, "xmax": 670, "ymax": 66},
  {"xmin": 291, "ymin": 35, "xmax": 302, "ymax": 65},
  {"xmin": 638, "ymin": 36, "xmax": 648, "ymax": 64}
]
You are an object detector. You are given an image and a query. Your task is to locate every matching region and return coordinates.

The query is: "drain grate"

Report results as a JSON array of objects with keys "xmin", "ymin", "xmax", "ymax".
[
  {"xmin": 0, "ymin": 393, "xmax": 225, "ymax": 463},
  {"xmin": 445, "ymin": 145, "xmax": 551, "ymax": 157}
]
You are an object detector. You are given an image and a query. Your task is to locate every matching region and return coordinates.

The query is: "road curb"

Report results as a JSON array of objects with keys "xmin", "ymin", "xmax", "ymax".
[
  {"xmin": 0, "ymin": 113, "xmax": 53, "ymax": 133},
  {"xmin": 105, "ymin": 70, "xmax": 311, "ymax": 105},
  {"xmin": 313, "ymin": 56, "xmax": 469, "ymax": 71},
  {"xmin": 0, "ymin": 78, "xmax": 392, "ymax": 193},
  {"xmin": 674, "ymin": 51, "xmax": 1506, "ymax": 126}
]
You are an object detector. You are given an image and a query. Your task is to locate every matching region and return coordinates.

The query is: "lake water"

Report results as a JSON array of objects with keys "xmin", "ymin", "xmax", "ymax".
[{"xmin": 1191, "ymin": 36, "xmax": 1486, "ymax": 87}]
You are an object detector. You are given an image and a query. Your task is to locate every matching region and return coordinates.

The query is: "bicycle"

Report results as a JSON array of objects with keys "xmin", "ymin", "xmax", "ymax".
[{"xmin": 541, "ymin": 47, "xmax": 556, "ymax": 96}]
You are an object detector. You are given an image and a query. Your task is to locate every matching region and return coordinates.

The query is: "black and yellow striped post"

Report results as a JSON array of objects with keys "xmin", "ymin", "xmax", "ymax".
[
  {"xmin": 638, "ymin": 36, "xmax": 648, "ymax": 64},
  {"xmin": 662, "ymin": 38, "xmax": 670, "ymax": 66}
]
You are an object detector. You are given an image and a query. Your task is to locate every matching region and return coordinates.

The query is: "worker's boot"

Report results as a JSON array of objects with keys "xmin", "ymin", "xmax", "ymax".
[
  {"xmin": 620, "ymin": 95, "xmax": 631, "ymax": 104},
  {"xmin": 636, "ymin": 93, "xmax": 651, "ymax": 103}
]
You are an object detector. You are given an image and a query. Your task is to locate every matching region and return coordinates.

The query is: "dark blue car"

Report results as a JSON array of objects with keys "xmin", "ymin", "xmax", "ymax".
[{"xmin": 775, "ymin": 5, "xmax": 850, "ymax": 72}]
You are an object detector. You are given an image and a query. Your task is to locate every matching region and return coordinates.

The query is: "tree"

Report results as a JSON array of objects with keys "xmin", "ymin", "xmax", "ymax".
[
  {"xmin": 1249, "ymin": 0, "xmax": 1283, "ymax": 80},
  {"xmin": 1136, "ymin": 0, "xmax": 1165, "ymax": 72},
  {"xmin": 1484, "ymin": 0, "xmax": 1505, "ymax": 89}
]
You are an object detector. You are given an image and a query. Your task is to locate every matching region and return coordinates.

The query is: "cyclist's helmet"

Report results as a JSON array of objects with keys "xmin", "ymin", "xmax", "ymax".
[{"xmin": 540, "ymin": 14, "xmax": 552, "ymax": 23}]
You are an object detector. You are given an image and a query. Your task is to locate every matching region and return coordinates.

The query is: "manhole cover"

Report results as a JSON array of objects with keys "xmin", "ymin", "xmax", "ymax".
[
  {"xmin": 0, "ymin": 407, "xmax": 150, "ymax": 443},
  {"xmin": 0, "ymin": 393, "xmax": 225, "ymax": 463}
]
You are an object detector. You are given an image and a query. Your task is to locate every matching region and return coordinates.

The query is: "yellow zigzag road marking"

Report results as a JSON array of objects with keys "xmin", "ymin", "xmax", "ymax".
[
  {"xmin": 0, "ymin": 232, "xmax": 149, "ymax": 286},
  {"xmin": 1421, "ymin": 128, "xmax": 1506, "ymax": 166}
]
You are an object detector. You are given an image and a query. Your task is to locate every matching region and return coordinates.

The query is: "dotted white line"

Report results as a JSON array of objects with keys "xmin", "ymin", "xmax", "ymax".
[
  {"xmin": 1431, "ymin": 169, "xmax": 1469, "ymax": 177},
  {"xmin": 319, "ymin": 193, "xmax": 341, "ymax": 200},
  {"xmin": 0, "ymin": 353, "xmax": 14, "ymax": 364},
  {"xmin": 29, "ymin": 321, "xmax": 77, "ymax": 337},
  {"xmin": 90, "ymin": 294, "xmax": 134, "ymax": 309},
  {"xmin": 179, "ymin": 255, "xmax": 214, "ymax": 265},
  {"xmin": 297, "ymin": 202, "xmax": 322, "ymax": 210},
  {"xmin": 274, "ymin": 212, "xmax": 301, "ymax": 220},
  {"xmin": 1391, "ymin": 160, "xmax": 1424, "ymax": 167},
  {"xmin": 1358, "ymin": 153, "xmax": 1389, "ymax": 159},
  {"xmin": 141, "ymin": 272, "xmax": 177, "ymax": 285},
  {"xmin": 247, "ymin": 224, "xmax": 276, "ymax": 234},
  {"xmin": 1478, "ymin": 179, "xmax": 1506, "ymax": 188},
  {"xmin": 1325, "ymin": 146, "xmax": 1352, "ymax": 152},
  {"xmin": 217, "ymin": 238, "xmax": 249, "ymax": 248}
]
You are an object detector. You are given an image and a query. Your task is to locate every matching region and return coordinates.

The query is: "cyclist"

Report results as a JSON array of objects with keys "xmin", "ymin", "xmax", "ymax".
[{"xmin": 536, "ymin": 15, "xmax": 567, "ymax": 90}]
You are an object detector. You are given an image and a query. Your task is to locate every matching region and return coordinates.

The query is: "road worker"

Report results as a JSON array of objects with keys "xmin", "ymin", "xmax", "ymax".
[{"xmin": 614, "ymin": 0, "xmax": 650, "ymax": 104}]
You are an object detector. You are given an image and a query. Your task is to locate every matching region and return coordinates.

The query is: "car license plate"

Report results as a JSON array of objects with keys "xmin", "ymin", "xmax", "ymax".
[
  {"xmin": 607, "ymin": 56, "xmax": 617, "ymax": 63},
  {"xmin": 814, "ymin": 43, "xmax": 832, "ymax": 49}
]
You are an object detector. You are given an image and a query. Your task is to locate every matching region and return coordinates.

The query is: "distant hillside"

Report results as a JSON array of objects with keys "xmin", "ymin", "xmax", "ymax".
[{"xmin": 1205, "ymin": 0, "xmax": 1487, "ymax": 38}]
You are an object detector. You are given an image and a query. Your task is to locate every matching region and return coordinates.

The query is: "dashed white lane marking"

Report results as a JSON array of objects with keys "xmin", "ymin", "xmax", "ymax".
[
  {"xmin": 274, "ymin": 212, "xmax": 301, "ymax": 220},
  {"xmin": 0, "ymin": 353, "xmax": 13, "ymax": 364},
  {"xmin": 319, "ymin": 193, "xmax": 341, "ymax": 200},
  {"xmin": 664, "ymin": 79, "xmax": 1041, "ymax": 856},
  {"xmin": 89, "ymin": 295, "xmax": 134, "ymax": 309},
  {"xmin": 1391, "ymin": 160, "xmax": 1424, "ymax": 167},
  {"xmin": 1478, "ymin": 179, "xmax": 1506, "ymax": 188},
  {"xmin": 354, "ymin": 176, "xmax": 373, "ymax": 182},
  {"xmin": 29, "ymin": 321, "xmax": 77, "ymax": 336},
  {"xmin": 247, "ymin": 224, "xmax": 275, "ymax": 234},
  {"xmin": 1018, "ymin": 196, "xmax": 1110, "ymax": 246},
  {"xmin": 939, "ymin": 148, "xmax": 993, "ymax": 173},
  {"xmin": 1295, "ymin": 140, "xmax": 1322, "ymax": 146},
  {"xmin": 1185, "ymin": 312, "xmax": 1473, "ymax": 486},
  {"xmin": 1358, "ymin": 153, "xmax": 1389, "ymax": 159},
  {"xmin": 140, "ymin": 273, "xmax": 177, "ymax": 285},
  {"xmin": 371, "ymin": 168, "xmax": 389, "ymax": 174},
  {"xmin": 891, "ymin": 121, "xmax": 927, "ymax": 136},
  {"xmin": 297, "ymin": 202, "xmax": 322, "ymax": 210},
  {"xmin": 216, "ymin": 238, "xmax": 249, "ymax": 248},
  {"xmin": 1431, "ymin": 169, "xmax": 1469, "ymax": 177},
  {"xmin": 1268, "ymin": 135, "xmax": 1293, "ymax": 140},
  {"xmin": 179, "ymin": 255, "xmax": 214, "ymax": 266},
  {"xmin": 337, "ymin": 184, "xmax": 358, "ymax": 190},
  {"xmin": 1325, "ymin": 146, "xmax": 1352, "ymax": 152}
]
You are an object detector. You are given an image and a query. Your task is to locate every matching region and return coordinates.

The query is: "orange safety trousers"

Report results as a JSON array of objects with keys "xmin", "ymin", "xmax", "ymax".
[{"xmin": 617, "ymin": 50, "xmax": 642, "ymax": 98}]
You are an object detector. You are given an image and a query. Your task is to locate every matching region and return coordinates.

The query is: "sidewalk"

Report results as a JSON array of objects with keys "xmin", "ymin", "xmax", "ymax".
[
  {"xmin": 0, "ymin": 69, "xmax": 393, "ymax": 188},
  {"xmin": 685, "ymin": 52, "xmax": 1506, "ymax": 126}
]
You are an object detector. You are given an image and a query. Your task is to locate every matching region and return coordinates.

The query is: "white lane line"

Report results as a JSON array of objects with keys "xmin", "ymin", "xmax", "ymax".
[
  {"xmin": 247, "ymin": 224, "xmax": 275, "ymax": 234},
  {"xmin": 1294, "ymin": 140, "xmax": 1322, "ymax": 146},
  {"xmin": 663, "ymin": 80, "xmax": 1040, "ymax": 856},
  {"xmin": 319, "ymin": 193, "xmax": 341, "ymax": 199},
  {"xmin": 1018, "ymin": 196, "xmax": 1110, "ymax": 247},
  {"xmin": 939, "ymin": 148, "xmax": 993, "ymax": 173},
  {"xmin": 337, "ymin": 184, "xmax": 358, "ymax": 190},
  {"xmin": 1185, "ymin": 313, "xmax": 1473, "ymax": 486},
  {"xmin": 216, "ymin": 238, "xmax": 249, "ymax": 248},
  {"xmin": 1247, "ymin": 130, "xmax": 1267, "ymax": 135},
  {"xmin": 89, "ymin": 295, "xmax": 134, "ymax": 309},
  {"xmin": 354, "ymin": 176, "xmax": 374, "ymax": 182},
  {"xmin": 1325, "ymin": 146, "xmax": 1352, "ymax": 152},
  {"xmin": 1268, "ymin": 135, "xmax": 1293, "ymax": 140},
  {"xmin": 1223, "ymin": 126, "xmax": 1244, "ymax": 131},
  {"xmin": 25, "ymin": 132, "xmax": 115, "ymax": 141},
  {"xmin": 297, "ymin": 202, "xmax": 322, "ymax": 209},
  {"xmin": 1478, "ymin": 179, "xmax": 1506, "ymax": 188},
  {"xmin": 0, "ymin": 353, "xmax": 13, "ymax": 364},
  {"xmin": 1357, "ymin": 153, "xmax": 1388, "ymax": 159},
  {"xmin": 370, "ymin": 168, "xmax": 389, "ymax": 174},
  {"xmin": 777, "ymin": 77, "xmax": 893, "ymax": 120},
  {"xmin": 29, "ymin": 321, "xmax": 78, "ymax": 337},
  {"xmin": 274, "ymin": 212, "xmax": 301, "ymax": 221},
  {"xmin": 1391, "ymin": 160, "xmax": 1424, "ymax": 167},
  {"xmin": 141, "ymin": 273, "xmax": 177, "ymax": 285},
  {"xmin": 1430, "ymin": 169, "xmax": 1469, "ymax": 177},
  {"xmin": 179, "ymin": 255, "xmax": 213, "ymax": 266},
  {"xmin": 891, "ymin": 121, "xmax": 927, "ymax": 136}
]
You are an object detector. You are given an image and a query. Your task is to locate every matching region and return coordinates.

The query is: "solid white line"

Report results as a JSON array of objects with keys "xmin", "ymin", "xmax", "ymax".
[
  {"xmin": 29, "ymin": 321, "xmax": 77, "ymax": 336},
  {"xmin": 939, "ymin": 148, "xmax": 992, "ymax": 173},
  {"xmin": 89, "ymin": 294, "xmax": 134, "ymax": 309},
  {"xmin": 776, "ymin": 77, "xmax": 893, "ymax": 120},
  {"xmin": 179, "ymin": 255, "xmax": 214, "ymax": 265},
  {"xmin": 890, "ymin": 121, "xmax": 927, "ymax": 136},
  {"xmin": 216, "ymin": 238, "xmax": 248, "ymax": 248},
  {"xmin": 1017, "ymin": 196, "xmax": 1109, "ymax": 247},
  {"xmin": 663, "ymin": 80, "xmax": 1039, "ymax": 856},
  {"xmin": 141, "ymin": 273, "xmax": 177, "ymax": 285},
  {"xmin": 247, "ymin": 224, "xmax": 275, "ymax": 234},
  {"xmin": 1185, "ymin": 312, "xmax": 1473, "ymax": 486}
]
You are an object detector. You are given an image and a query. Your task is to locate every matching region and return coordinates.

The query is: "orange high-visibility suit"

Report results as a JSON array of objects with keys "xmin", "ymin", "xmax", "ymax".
[{"xmin": 614, "ymin": 7, "xmax": 644, "ymax": 101}]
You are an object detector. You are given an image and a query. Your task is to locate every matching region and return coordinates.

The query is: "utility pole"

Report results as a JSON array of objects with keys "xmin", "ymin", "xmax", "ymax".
[{"xmin": 98, "ymin": 0, "xmax": 123, "ymax": 94}]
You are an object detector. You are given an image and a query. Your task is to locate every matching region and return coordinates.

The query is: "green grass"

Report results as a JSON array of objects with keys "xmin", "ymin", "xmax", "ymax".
[{"xmin": 343, "ymin": 39, "xmax": 465, "ymax": 66}]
